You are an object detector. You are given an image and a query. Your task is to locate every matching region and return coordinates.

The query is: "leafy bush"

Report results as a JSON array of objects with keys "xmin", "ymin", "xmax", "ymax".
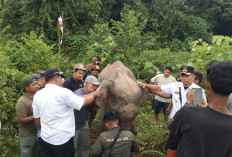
[
  {"xmin": 0, "ymin": 51, "xmax": 24, "ymax": 156},
  {"xmin": 3, "ymin": 32, "xmax": 57, "ymax": 74}
]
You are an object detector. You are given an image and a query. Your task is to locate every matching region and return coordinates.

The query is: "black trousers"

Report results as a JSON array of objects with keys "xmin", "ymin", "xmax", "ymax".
[{"xmin": 40, "ymin": 137, "xmax": 74, "ymax": 157}]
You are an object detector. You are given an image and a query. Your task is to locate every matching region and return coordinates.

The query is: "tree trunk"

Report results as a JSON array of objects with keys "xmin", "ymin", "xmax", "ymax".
[{"xmin": 4, "ymin": 0, "xmax": 7, "ymax": 7}]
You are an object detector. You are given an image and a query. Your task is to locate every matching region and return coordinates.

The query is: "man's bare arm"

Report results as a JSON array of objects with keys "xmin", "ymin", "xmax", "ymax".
[
  {"xmin": 17, "ymin": 116, "xmax": 34, "ymax": 125},
  {"xmin": 137, "ymin": 81, "xmax": 162, "ymax": 91},
  {"xmin": 34, "ymin": 118, "xmax": 41, "ymax": 128}
]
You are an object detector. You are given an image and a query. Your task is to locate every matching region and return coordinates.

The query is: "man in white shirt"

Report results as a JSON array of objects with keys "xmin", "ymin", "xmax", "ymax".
[
  {"xmin": 32, "ymin": 68, "xmax": 100, "ymax": 157},
  {"xmin": 150, "ymin": 66, "xmax": 176, "ymax": 124},
  {"xmin": 138, "ymin": 66, "xmax": 207, "ymax": 121}
]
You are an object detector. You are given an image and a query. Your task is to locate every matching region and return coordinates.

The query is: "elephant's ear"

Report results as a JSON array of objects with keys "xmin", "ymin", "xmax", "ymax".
[
  {"xmin": 99, "ymin": 80, "xmax": 115, "ymax": 95},
  {"xmin": 95, "ymin": 80, "xmax": 115, "ymax": 106},
  {"xmin": 138, "ymin": 86, "xmax": 149, "ymax": 106}
]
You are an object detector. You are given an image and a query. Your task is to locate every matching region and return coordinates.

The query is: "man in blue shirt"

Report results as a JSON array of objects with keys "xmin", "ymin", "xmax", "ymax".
[{"xmin": 73, "ymin": 76, "xmax": 100, "ymax": 157}]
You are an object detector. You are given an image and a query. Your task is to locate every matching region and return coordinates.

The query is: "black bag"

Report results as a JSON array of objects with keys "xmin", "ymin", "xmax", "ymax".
[
  {"xmin": 99, "ymin": 129, "xmax": 122, "ymax": 157},
  {"xmin": 99, "ymin": 148, "xmax": 110, "ymax": 157}
]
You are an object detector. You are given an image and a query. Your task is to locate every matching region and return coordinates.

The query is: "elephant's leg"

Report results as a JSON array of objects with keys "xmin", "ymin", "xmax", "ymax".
[{"xmin": 131, "ymin": 121, "xmax": 137, "ymax": 135}]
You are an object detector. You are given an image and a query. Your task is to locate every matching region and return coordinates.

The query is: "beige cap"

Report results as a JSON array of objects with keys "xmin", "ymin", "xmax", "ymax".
[
  {"xmin": 91, "ymin": 65, "xmax": 100, "ymax": 71},
  {"xmin": 85, "ymin": 76, "xmax": 100, "ymax": 85},
  {"xmin": 73, "ymin": 63, "xmax": 86, "ymax": 71},
  {"xmin": 95, "ymin": 65, "xmax": 100, "ymax": 70}
]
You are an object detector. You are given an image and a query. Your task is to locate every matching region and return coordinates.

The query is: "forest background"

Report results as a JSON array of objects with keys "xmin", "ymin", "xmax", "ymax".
[{"xmin": 0, "ymin": 0, "xmax": 231, "ymax": 156}]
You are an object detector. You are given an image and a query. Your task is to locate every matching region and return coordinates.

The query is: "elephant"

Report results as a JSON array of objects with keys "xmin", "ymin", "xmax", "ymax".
[{"xmin": 97, "ymin": 61, "xmax": 148, "ymax": 135}]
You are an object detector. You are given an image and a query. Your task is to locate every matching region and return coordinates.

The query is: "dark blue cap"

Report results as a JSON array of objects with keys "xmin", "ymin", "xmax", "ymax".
[{"xmin": 45, "ymin": 68, "xmax": 65, "ymax": 81}]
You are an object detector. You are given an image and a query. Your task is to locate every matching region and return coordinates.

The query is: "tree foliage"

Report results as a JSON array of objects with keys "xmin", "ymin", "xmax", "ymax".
[
  {"xmin": 0, "ymin": 0, "xmax": 232, "ymax": 156},
  {"xmin": 189, "ymin": 36, "xmax": 232, "ymax": 75}
]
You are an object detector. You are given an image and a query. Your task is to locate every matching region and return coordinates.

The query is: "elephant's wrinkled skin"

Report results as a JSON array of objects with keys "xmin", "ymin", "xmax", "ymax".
[{"xmin": 97, "ymin": 61, "xmax": 147, "ymax": 135}]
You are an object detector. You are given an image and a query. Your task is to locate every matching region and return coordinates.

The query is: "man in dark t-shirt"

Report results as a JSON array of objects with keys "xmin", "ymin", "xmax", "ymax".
[
  {"xmin": 167, "ymin": 61, "xmax": 232, "ymax": 157},
  {"xmin": 63, "ymin": 63, "xmax": 86, "ymax": 92}
]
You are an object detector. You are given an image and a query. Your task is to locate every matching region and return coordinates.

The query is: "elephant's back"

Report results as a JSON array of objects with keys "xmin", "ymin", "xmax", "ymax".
[{"xmin": 99, "ymin": 61, "xmax": 143, "ymax": 102}]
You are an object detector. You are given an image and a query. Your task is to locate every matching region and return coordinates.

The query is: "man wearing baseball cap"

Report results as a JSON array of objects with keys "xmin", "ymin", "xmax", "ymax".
[
  {"xmin": 167, "ymin": 61, "xmax": 232, "ymax": 157},
  {"xmin": 63, "ymin": 63, "xmax": 86, "ymax": 92},
  {"xmin": 73, "ymin": 76, "xmax": 100, "ymax": 157},
  {"xmin": 16, "ymin": 76, "xmax": 39, "ymax": 157},
  {"xmin": 138, "ymin": 66, "xmax": 207, "ymax": 122},
  {"xmin": 32, "ymin": 68, "xmax": 100, "ymax": 157},
  {"xmin": 32, "ymin": 70, "xmax": 46, "ymax": 90}
]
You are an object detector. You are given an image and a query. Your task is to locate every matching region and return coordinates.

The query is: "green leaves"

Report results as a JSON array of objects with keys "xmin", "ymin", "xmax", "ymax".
[
  {"xmin": 189, "ymin": 36, "xmax": 232, "ymax": 80},
  {"xmin": 3, "ymin": 32, "xmax": 57, "ymax": 74}
]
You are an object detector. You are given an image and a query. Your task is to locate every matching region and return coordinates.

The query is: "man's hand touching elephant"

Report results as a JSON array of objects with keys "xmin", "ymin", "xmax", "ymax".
[
  {"xmin": 94, "ymin": 87, "xmax": 101, "ymax": 98},
  {"xmin": 137, "ymin": 81, "xmax": 147, "ymax": 88}
]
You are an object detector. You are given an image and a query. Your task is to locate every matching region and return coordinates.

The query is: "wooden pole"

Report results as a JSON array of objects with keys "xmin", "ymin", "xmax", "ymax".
[{"xmin": 57, "ymin": 23, "xmax": 61, "ymax": 70}]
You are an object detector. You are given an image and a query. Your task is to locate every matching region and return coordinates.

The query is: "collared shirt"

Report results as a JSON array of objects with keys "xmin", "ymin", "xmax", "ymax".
[
  {"xmin": 16, "ymin": 93, "xmax": 37, "ymax": 136},
  {"xmin": 63, "ymin": 75, "xmax": 84, "ymax": 92},
  {"xmin": 32, "ymin": 84, "xmax": 84, "ymax": 145},
  {"xmin": 74, "ymin": 88, "xmax": 91, "ymax": 130},
  {"xmin": 161, "ymin": 82, "xmax": 206, "ymax": 119}
]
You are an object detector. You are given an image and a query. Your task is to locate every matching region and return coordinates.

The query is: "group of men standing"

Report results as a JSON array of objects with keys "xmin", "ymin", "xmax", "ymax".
[
  {"xmin": 149, "ymin": 65, "xmax": 207, "ymax": 124},
  {"xmin": 15, "ymin": 59, "xmax": 102, "ymax": 157},
  {"xmin": 15, "ymin": 58, "xmax": 139, "ymax": 157},
  {"xmin": 13, "ymin": 57, "xmax": 232, "ymax": 157}
]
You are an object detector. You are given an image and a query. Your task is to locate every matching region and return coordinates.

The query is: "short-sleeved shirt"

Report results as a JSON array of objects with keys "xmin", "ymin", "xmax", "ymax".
[
  {"xmin": 151, "ymin": 74, "xmax": 176, "ymax": 103},
  {"xmin": 227, "ymin": 93, "xmax": 232, "ymax": 113},
  {"xmin": 92, "ymin": 127, "xmax": 139, "ymax": 157},
  {"xmin": 32, "ymin": 84, "xmax": 84, "ymax": 145},
  {"xmin": 63, "ymin": 75, "xmax": 84, "ymax": 92},
  {"xmin": 74, "ymin": 88, "xmax": 91, "ymax": 130},
  {"xmin": 16, "ymin": 93, "xmax": 37, "ymax": 137},
  {"xmin": 167, "ymin": 105, "xmax": 232, "ymax": 157},
  {"xmin": 161, "ymin": 82, "xmax": 206, "ymax": 119}
]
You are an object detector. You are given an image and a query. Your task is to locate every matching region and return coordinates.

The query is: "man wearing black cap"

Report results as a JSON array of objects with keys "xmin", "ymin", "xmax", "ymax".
[
  {"xmin": 37, "ymin": 70, "xmax": 46, "ymax": 90},
  {"xmin": 138, "ymin": 66, "xmax": 207, "ymax": 121},
  {"xmin": 32, "ymin": 68, "xmax": 100, "ymax": 157},
  {"xmin": 32, "ymin": 70, "xmax": 46, "ymax": 90},
  {"xmin": 16, "ymin": 76, "xmax": 39, "ymax": 157},
  {"xmin": 167, "ymin": 61, "xmax": 232, "ymax": 157}
]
